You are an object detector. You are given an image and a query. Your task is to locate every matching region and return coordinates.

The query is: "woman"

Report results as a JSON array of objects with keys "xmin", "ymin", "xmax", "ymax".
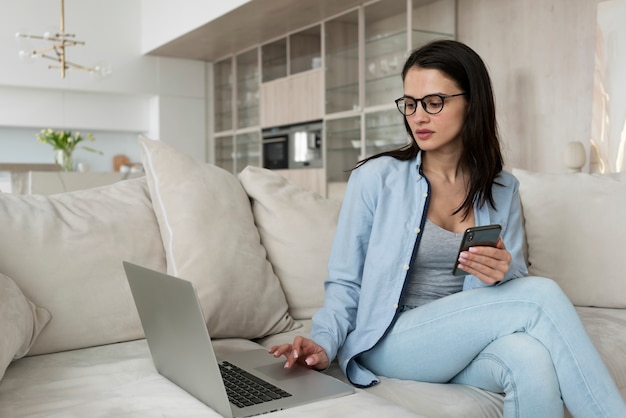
[{"xmin": 270, "ymin": 40, "xmax": 626, "ymax": 417}]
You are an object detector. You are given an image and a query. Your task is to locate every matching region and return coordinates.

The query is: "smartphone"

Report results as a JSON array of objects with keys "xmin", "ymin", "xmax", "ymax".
[{"xmin": 452, "ymin": 224, "xmax": 502, "ymax": 276}]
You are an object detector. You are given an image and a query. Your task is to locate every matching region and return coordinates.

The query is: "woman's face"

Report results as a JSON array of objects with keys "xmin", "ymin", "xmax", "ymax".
[{"xmin": 402, "ymin": 67, "xmax": 467, "ymax": 153}]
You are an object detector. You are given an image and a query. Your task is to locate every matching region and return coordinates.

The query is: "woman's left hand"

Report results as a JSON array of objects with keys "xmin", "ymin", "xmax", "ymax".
[{"xmin": 457, "ymin": 237, "xmax": 511, "ymax": 284}]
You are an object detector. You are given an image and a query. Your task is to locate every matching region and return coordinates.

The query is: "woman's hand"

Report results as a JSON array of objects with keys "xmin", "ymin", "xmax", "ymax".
[
  {"xmin": 269, "ymin": 336, "xmax": 329, "ymax": 370},
  {"xmin": 457, "ymin": 237, "xmax": 511, "ymax": 285}
]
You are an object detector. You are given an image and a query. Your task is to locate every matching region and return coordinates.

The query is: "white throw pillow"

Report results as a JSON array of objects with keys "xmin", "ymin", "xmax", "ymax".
[
  {"xmin": 513, "ymin": 169, "xmax": 626, "ymax": 308},
  {"xmin": 0, "ymin": 177, "xmax": 165, "ymax": 355},
  {"xmin": 0, "ymin": 273, "xmax": 51, "ymax": 380},
  {"xmin": 239, "ymin": 166, "xmax": 341, "ymax": 320},
  {"xmin": 138, "ymin": 136, "xmax": 295, "ymax": 338}
]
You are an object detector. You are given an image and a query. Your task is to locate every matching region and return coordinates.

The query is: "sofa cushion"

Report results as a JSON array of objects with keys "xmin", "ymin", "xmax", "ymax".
[
  {"xmin": 138, "ymin": 136, "xmax": 295, "ymax": 338},
  {"xmin": 513, "ymin": 169, "xmax": 626, "ymax": 308},
  {"xmin": 0, "ymin": 177, "xmax": 165, "ymax": 355},
  {"xmin": 0, "ymin": 273, "xmax": 50, "ymax": 380},
  {"xmin": 239, "ymin": 166, "xmax": 341, "ymax": 320},
  {"xmin": 575, "ymin": 307, "xmax": 626, "ymax": 391}
]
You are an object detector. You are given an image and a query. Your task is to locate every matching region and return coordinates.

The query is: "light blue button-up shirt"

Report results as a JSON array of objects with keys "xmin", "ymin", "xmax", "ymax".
[{"xmin": 310, "ymin": 152, "xmax": 528, "ymax": 387}]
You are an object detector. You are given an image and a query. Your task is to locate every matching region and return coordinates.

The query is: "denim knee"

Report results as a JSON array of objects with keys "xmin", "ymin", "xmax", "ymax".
[{"xmin": 453, "ymin": 333, "xmax": 563, "ymax": 417}]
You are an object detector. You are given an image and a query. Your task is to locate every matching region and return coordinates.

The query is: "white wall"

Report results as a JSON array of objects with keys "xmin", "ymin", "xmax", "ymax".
[
  {"xmin": 0, "ymin": 0, "xmax": 207, "ymax": 171},
  {"xmin": 140, "ymin": 0, "xmax": 250, "ymax": 54},
  {"xmin": 458, "ymin": 0, "xmax": 602, "ymax": 173}
]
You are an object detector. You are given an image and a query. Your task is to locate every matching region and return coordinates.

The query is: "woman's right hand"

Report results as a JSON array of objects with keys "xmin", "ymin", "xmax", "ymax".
[{"xmin": 269, "ymin": 336, "xmax": 329, "ymax": 370}]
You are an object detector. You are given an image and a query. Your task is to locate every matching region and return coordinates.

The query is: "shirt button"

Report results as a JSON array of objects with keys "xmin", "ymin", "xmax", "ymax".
[
  {"xmin": 422, "ymin": 192, "xmax": 428, "ymax": 198},
  {"xmin": 414, "ymin": 227, "xmax": 421, "ymax": 234},
  {"xmin": 393, "ymin": 303, "xmax": 398, "ymax": 309},
  {"xmin": 403, "ymin": 264, "xmax": 409, "ymax": 271}
]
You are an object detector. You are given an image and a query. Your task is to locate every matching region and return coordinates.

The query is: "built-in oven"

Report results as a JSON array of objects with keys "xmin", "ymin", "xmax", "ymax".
[{"xmin": 262, "ymin": 120, "xmax": 323, "ymax": 170}]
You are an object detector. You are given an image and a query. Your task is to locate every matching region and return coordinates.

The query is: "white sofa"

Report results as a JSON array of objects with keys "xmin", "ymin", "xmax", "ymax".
[{"xmin": 1, "ymin": 136, "xmax": 625, "ymax": 418}]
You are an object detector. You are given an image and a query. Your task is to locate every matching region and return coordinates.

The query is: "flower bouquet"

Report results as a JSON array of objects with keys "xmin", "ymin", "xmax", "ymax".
[{"xmin": 36, "ymin": 129, "xmax": 103, "ymax": 171}]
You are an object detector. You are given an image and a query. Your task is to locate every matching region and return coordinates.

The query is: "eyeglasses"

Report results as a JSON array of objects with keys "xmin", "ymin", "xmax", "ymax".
[{"xmin": 395, "ymin": 93, "xmax": 466, "ymax": 116}]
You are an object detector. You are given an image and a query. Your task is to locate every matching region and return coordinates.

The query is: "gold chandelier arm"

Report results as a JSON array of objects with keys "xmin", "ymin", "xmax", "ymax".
[
  {"xmin": 16, "ymin": 0, "xmax": 106, "ymax": 78},
  {"xmin": 60, "ymin": 0, "xmax": 65, "ymax": 33}
]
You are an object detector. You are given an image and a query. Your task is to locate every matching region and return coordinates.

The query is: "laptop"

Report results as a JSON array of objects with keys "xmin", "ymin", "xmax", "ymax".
[{"xmin": 122, "ymin": 261, "xmax": 354, "ymax": 417}]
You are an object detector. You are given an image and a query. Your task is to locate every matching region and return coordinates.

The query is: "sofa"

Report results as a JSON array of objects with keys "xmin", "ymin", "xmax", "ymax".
[{"xmin": 1, "ymin": 136, "xmax": 625, "ymax": 418}]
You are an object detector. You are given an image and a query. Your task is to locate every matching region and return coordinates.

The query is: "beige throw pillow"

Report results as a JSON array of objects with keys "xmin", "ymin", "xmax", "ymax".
[
  {"xmin": 513, "ymin": 169, "xmax": 626, "ymax": 308},
  {"xmin": 239, "ymin": 166, "xmax": 341, "ymax": 320},
  {"xmin": 0, "ymin": 177, "xmax": 165, "ymax": 355},
  {"xmin": 0, "ymin": 273, "xmax": 51, "ymax": 380},
  {"xmin": 138, "ymin": 136, "xmax": 295, "ymax": 338}
]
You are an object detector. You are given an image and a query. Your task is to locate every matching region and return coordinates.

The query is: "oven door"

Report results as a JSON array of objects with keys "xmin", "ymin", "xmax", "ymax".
[{"xmin": 262, "ymin": 135, "xmax": 289, "ymax": 169}]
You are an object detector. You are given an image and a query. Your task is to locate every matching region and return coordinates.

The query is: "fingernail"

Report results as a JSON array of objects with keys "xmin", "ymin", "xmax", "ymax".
[
  {"xmin": 469, "ymin": 247, "xmax": 478, "ymax": 253},
  {"xmin": 305, "ymin": 358, "xmax": 313, "ymax": 366},
  {"xmin": 284, "ymin": 361, "xmax": 290, "ymax": 368},
  {"xmin": 292, "ymin": 350, "xmax": 299, "ymax": 359}
]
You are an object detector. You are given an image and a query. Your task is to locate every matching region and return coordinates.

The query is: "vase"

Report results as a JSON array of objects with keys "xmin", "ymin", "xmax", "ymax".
[{"xmin": 55, "ymin": 149, "xmax": 74, "ymax": 172}]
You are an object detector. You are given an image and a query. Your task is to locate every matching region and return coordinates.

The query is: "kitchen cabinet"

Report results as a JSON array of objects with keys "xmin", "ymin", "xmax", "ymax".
[
  {"xmin": 211, "ymin": 0, "xmax": 456, "ymax": 197},
  {"xmin": 365, "ymin": 108, "xmax": 408, "ymax": 157},
  {"xmin": 214, "ymin": 135, "xmax": 234, "ymax": 172},
  {"xmin": 214, "ymin": 131, "xmax": 261, "ymax": 174},
  {"xmin": 326, "ymin": 116, "xmax": 361, "ymax": 183},
  {"xmin": 325, "ymin": 10, "xmax": 359, "ymax": 114},
  {"xmin": 364, "ymin": 0, "xmax": 407, "ymax": 108},
  {"xmin": 290, "ymin": 25, "xmax": 322, "ymax": 75},
  {"xmin": 214, "ymin": 58, "xmax": 233, "ymax": 133},
  {"xmin": 262, "ymin": 38, "xmax": 287, "ymax": 83},
  {"xmin": 260, "ymin": 70, "xmax": 323, "ymax": 127},
  {"xmin": 260, "ymin": 25, "xmax": 323, "ymax": 127},
  {"xmin": 234, "ymin": 131, "xmax": 261, "ymax": 174},
  {"xmin": 236, "ymin": 49, "xmax": 260, "ymax": 129}
]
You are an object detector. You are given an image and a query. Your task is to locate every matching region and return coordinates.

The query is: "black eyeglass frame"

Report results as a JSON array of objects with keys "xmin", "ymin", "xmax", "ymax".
[{"xmin": 395, "ymin": 93, "xmax": 466, "ymax": 116}]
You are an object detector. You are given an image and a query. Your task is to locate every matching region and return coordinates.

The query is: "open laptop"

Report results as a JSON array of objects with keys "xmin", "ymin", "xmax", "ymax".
[{"xmin": 123, "ymin": 261, "xmax": 354, "ymax": 417}]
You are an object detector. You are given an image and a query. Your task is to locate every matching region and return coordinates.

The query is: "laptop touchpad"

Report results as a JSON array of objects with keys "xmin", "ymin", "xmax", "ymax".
[{"xmin": 255, "ymin": 363, "xmax": 311, "ymax": 381}]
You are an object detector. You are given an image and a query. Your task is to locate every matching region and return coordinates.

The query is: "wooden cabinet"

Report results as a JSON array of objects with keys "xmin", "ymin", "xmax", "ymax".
[{"xmin": 260, "ymin": 70, "xmax": 323, "ymax": 127}]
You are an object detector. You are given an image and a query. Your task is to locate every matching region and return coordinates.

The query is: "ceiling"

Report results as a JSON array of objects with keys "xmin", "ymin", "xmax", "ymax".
[{"xmin": 146, "ymin": 0, "xmax": 368, "ymax": 62}]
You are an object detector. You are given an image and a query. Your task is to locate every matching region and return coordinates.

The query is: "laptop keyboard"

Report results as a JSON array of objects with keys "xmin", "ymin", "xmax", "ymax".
[{"xmin": 219, "ymin": 361, "xmax": 293, "ymax": 408}]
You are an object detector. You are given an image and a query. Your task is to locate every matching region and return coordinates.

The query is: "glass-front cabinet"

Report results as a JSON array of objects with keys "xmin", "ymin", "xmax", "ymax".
[
  {"xmin": 214, "ymin": 59, "xmax": 233, "ymax": 133},
  {"xmin": 234, "ymin": 131, "xmax": 261, "ymax": 173},
  {"xmin": 412, "ymin": 0, "xmax": 456, "ymax": 48},
  {"xmin": 326, "ymin": 116, "xmax": 361, "ymax": 183},
  {"xmin": 325, "ymin": 10, "xmax": 359, "ymax": 114},
  {"xmin": 261, "ymin": 39, "xmax": 287, "ymax": 82},
  {"xmin": 236, "ymin": 49, "xmax": 260, "ymax": 129},
  {"xmin": 214, "ymin": 135, "xmax": 234, "ymax": 172},
  {"xmin": 364, "ymin": 0, "xmax": 407, "ymax": 108},
  {"xmin": 290, "ymin": 25, "xmax": 322, "ymax": 75},
  {"xmin": 365, "ymin": 108, "xmax": 408, "ymax": 157}
]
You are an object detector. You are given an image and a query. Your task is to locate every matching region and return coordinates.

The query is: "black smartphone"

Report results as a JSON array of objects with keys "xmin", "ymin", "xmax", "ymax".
[{"xmin": 452, "ymin": 224, "xmax": 502, "ymax": 276}]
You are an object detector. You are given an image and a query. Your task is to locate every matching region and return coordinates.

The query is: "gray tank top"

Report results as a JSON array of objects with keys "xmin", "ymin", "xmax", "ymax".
[{"xmin": 401, "ymin": 219, "xmax": 465, "ymax": 309}]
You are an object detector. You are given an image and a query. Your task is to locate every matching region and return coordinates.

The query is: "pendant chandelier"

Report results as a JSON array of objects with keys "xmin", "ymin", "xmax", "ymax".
[{"xmin": 15, "ymin": 0, "xmax": 111, "ymax": 78}]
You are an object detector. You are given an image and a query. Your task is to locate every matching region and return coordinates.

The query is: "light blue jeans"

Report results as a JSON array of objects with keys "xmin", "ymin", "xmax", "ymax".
[{"xmin": 359, "ymin": 277, "xmax": 626, "ymax": 418}]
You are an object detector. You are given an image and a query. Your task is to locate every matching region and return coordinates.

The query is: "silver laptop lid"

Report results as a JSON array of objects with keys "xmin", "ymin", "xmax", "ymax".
[{"xmin": 123, "ymin": 261, "xmax": 233, "ymax": 418}]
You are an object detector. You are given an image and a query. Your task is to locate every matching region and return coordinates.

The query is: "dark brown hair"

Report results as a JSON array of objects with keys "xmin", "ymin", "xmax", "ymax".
[{"xmin": 355, "ymin": 40, "xmax": 503, "ymax": 219}]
